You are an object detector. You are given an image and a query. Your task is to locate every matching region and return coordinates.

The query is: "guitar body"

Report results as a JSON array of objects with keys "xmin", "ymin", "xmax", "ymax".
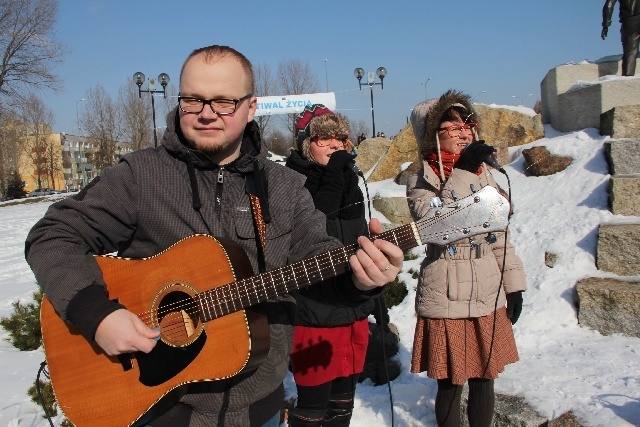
[{"xmin": 40, "ymin": 235, "xmax": 270, "ymax": 427}]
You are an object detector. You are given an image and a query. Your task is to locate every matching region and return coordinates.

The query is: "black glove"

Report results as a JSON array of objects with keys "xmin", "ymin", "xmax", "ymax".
[
  {"xmin": 454, "ymin": 140, "xmax": 497, "ymax": 173},
  {"xmin": 506, "ymin": 291, "xmax": 523, "ymax": 325},
  {"xmin": 326, "ymin": 150, "xmax": 355, "ymax": 171}
]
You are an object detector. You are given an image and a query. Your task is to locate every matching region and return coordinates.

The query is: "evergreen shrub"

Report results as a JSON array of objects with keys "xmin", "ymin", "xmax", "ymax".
[{"xmin": 0, "ymin": 290, "xmax": 43, "ymax": 351}]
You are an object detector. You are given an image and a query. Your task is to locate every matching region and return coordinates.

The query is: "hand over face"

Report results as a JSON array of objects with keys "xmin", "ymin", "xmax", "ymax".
[{"xmin": 455, "ymin": 140, "xmax": 497, "ymax": 173}]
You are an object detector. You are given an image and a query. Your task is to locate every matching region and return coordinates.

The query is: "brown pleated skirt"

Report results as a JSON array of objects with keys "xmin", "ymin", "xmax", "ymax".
[{"xmin": 410, "ymin": 307, "xmax": 519, "ymax": 385}]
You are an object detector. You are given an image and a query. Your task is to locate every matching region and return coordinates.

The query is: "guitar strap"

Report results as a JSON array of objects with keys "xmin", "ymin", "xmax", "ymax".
[
  {"xmin": 246, "ymin": 164, "xmax": 270, "ymax": 273},
  {"xmin": 249, "ymin": 194, "xmax": 267, "ymax": 251}
]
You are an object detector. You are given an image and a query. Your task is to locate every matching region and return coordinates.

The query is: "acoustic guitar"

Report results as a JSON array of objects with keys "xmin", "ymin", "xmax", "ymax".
[{"xmin": 40, "ymin": 185, "xmax": 509, "ymax": 426}]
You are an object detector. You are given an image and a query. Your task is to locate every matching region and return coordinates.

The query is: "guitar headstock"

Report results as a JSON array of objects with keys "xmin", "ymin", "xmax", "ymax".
[{"xmin": 414, "ymin": 186, "xmax": 510, "ymax": 245}]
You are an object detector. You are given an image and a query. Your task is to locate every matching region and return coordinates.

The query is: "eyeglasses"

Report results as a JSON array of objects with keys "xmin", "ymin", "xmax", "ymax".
[
  {"xmin": 178, "ymin": 94, "xmax": 253, "ymax": 115},
  {"xmin": 437, "ymin": 122, "xmax": 478, "ymax": 138},
  {"xmin": 311, "ymin": 134, "xmax": 349, "ymax": 147}
]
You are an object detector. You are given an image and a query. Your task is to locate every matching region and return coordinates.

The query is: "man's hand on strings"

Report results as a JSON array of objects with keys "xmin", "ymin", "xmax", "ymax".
[
  {"xmin": 94, "ymin": 309, "xmax": 160, "ymax": 356},
  {"xmin": 350, "ymin": 218, "xmax": 404, "ymax": 291}
]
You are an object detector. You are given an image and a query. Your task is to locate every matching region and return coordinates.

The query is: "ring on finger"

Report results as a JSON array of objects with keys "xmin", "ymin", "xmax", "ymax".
[{"xmin": 381, "ymin": 264, "xmax": 391, "ymax": 272}]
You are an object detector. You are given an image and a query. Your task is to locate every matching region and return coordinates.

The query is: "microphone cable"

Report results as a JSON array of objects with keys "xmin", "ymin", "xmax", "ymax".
[
  {"xmin": 477, "ymin": 164, "xmax": 511, "ymax": 415},
  {"xmin": 36, "ymin": 360, "xmax": 56, "ymax": 427},
  {"xmin": 355, "ymin": 164, "xmax": 396, "ymax": 426}
]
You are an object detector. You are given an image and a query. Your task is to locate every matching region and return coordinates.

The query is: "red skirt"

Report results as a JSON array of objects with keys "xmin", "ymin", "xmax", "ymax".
[
  {"xmin": 411, "ymin": 308, "xmax": 519, "ymax": 385},
  {"xmin": 290, "ymin": 319, "xmax": 369, "ymax": 387}
]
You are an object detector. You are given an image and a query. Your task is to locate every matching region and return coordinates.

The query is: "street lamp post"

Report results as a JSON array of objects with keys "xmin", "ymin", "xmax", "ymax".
[
  {"xmin": 421, "ymin": 78, "xmax": 431, "ymax": 99},
  {"xmin": 324, "ymin": 59, "xmax": 329, "ymax": 92},
  {"xmin": 512, "ymin": 93, "xmax": 533, "ymax": 106},
  {"xmin": 133, "ymin": 72, "xmax": 170, "ymax": 148},
  {"xmin": 76, "ymin": 98, "xmax": 86, "ymax": 135},
  {"xmin": 354, "ymin": 66, "xmax": 387, "ymax": 137}
]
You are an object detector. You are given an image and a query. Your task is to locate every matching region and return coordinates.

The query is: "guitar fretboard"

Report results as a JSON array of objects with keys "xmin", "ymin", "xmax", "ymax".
[{"xmin": 196, "ymin": 223, "xmax": 419, "ymax": 322}]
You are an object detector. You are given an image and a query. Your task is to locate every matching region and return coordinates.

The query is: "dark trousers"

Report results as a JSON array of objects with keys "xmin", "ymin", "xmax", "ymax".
[{"xmin": 289, "ymin": 374, "xmax": 359, "ymax": 427}]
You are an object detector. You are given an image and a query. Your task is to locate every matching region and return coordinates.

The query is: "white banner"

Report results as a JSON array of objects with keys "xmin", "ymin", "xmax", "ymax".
[{"xmin": 254, "ymin": 92, "xmax": 336, "ymax": 117}]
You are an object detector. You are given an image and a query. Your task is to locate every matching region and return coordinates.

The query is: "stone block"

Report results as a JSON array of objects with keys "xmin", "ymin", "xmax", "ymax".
[
  {"xmin": 608, "ymin": 175, "xmax": 640, "ymax": 216},
  {"xmin": 576, "ymin": 277, "xmax": 640, "ymax": 337},
  {"xmin": 540, "ymin": 58, "xmax": 640, "ymax": 132},
  {"xmin": 548, "ymin": 411, "xmax": 584, "ymax": 426},
  {"xmin": 597, "ymin": 223, "xmax": 640, "ymax": 275},
  {"xmin": 601, "ymin": 106, "xmax": 640, "ymax": 138},
  {"xmin": 604, "ymin": 139, "xmax": 640, "ymax": 175}
]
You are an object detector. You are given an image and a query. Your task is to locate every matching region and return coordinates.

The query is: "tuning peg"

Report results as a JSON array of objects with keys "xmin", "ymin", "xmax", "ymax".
[
  {"xmin": 470, "ymin": 184, "xmax": 477, "ymax": 193},
  {"xmin": 451, "ymin": 190, "xmax": 457, "ymax": 201}
]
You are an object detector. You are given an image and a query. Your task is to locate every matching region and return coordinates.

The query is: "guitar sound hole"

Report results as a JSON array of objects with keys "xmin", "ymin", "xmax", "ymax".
[{"xmin": 157, "ymin": 290, "xmax": 201, "ymax": 346}]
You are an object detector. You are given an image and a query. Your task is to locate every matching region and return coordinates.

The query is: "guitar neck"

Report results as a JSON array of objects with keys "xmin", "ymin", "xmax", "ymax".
[{"xmin": 196, "ymin": 223, "xmax": 419, "ymax": 322}]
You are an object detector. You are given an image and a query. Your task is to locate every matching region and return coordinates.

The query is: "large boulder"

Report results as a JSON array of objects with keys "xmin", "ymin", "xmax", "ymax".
[
  {"xmin": 354, "ymin": 137, "xmax": 393, "ymax": 177},
  {"xmin": 522, "ymin": 146, "xmax": 573, "ymax": 176},
  {"xmin": 474, "ymin": 104, "xmax": 545, "ymax": 164},
  {"xmin": 366, "ymin": 125, "xmax": 419, "ymax": 183},
  {"xmin": 360, "ymin": 104, "xmax": 545, "ymax": 183},
  {"xmin": 371, "ymin": 196, "xmax": 412, "ymax": 225}
]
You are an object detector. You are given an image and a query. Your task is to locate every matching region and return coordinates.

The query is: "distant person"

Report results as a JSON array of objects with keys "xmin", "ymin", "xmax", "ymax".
[
  {"xmin": 602, "ymin": 0, "xmax": 640, "ymax": 75},
  {"xmin": 25, "ymin": 45, "xmax": 404, "ymax": 427},
  {"xmin": 285, "ymin": 104, "xmax": 374, "ymax": 426},
  {"xmin": 357, "ymin": 132, "xmax": 366, "ymax": 144},
  {"xmin": 406, "ymin": 90, "xmax": 527, "ymax": 427}
]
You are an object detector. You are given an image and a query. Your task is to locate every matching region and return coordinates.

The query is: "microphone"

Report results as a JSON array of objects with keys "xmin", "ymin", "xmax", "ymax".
[
  {"xmin": 351, "ymin": 162, "xmax": 365, "ymax": 177},
  {"xmin": 484, "ymin": 154, "xmax": 506, "ymax": 174}
]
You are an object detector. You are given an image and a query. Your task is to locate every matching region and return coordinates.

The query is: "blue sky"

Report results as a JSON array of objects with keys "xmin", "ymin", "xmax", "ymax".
[{"xmin": 42, "ymin": 1, "xmax": 622, "ymax": 139}]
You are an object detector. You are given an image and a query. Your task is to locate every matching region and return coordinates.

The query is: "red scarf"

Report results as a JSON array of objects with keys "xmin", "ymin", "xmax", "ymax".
[{"xmin": 426, "ymin": 151, "xmax": 482, "ymax": 180}]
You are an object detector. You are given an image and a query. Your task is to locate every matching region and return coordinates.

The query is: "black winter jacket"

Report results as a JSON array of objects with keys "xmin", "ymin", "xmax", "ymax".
[{"xmin": 285, "ymin": 150, "xmax": 375, "ymax": 326}]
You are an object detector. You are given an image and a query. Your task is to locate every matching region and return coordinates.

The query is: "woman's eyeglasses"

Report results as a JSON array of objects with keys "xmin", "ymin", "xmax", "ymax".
[
  {"xmin": 311, "ymin": 134, "xmax": 349, "ymax": 147},
  {"xmin": 437, "ymin": 122, "xmax": 478, "ymax": 138}
]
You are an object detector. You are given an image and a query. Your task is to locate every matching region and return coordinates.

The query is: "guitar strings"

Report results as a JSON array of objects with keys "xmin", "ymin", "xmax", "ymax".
[
  {"xmin": 134, "ymin": 198, "xmax": 494, "ymax": 337},
  {"xmin": 138, "ymin": 203, "xmax": 485, "ymax": 330}
]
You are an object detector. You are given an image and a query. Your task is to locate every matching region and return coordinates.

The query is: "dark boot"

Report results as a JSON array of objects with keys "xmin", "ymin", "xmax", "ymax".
[
  {"xmin": 323, "ymin": 392, "xmax": 354, "ymax": 427},
  {"xmin": 287, "ymin": 407, "xmax": 325, "ymax": 427}
]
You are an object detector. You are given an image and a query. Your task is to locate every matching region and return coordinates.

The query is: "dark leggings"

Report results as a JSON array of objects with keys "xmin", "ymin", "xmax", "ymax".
[
  {"xmin": 290, "ymin": 374, "xmax": 359, "ymax": 426},
  {"xmin": 435, "ymin": 378, "xmax": 495, "ymax": 427}
]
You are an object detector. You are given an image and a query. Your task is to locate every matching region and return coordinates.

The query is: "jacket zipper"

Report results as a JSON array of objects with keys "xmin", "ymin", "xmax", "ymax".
[{"xmin": 215, "ymin": 167, "xmax": 224, "ymax": 217}]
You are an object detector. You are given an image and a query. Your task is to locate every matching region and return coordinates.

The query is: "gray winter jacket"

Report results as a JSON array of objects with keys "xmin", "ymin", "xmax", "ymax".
[
  {"xmin": 407, "ymin": 163, "xmax": 527, "ymax": 319},
  {"xmin": 25, "ymin": 107, "xmax": 356, "ymax": 426}
]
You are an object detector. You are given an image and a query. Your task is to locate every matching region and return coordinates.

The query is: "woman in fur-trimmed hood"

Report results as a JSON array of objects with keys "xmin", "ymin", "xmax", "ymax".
[{"xmin": 406, "ymin": 90, "xmax": 527, "ymax": 427}]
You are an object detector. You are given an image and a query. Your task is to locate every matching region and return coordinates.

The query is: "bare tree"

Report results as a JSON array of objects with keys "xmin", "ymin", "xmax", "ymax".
[
  {"xmin": 155, "ymin": 83, "xmax": 178, "ymax": 144},
  {"xmin": 0, "ymin": 0, "xmax": 66, "ymax": 102},
  {"xmin": 254, "ymin": 62, "xmax": 277, "ymax": 138},
  {"xmin": 349, "ymin": 118, "xmax": 369, "ymax": 145},
  {"xmin": 118, "ymin": 81, "xmax": 153, "ymax": 151},
  {"xmin": 20, "ymin": 94, "xmax": 54, "ymax": 189},
  {"xmin": 81, "ymin": 85, "xmax": 120, "ymax": 172},
  {"xmin": 277, "ymin": 59, "xmax": 320, "ymax": 143},
  {"xmin": 0, "ymin": 107, "xmax": 22, "ymax": 194},
  {"xmin": 263, "ymin": 129, "xmax": 290, "ymax": 157}
]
